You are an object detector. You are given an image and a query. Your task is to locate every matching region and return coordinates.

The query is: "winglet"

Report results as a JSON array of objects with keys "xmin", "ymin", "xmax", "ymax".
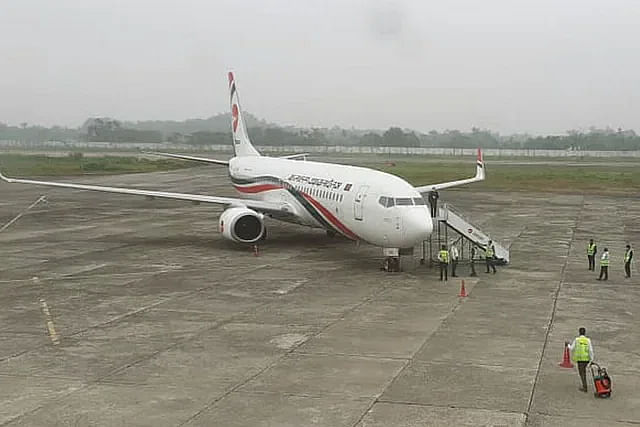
[{"xmin": 475, "ymin": 148, "xmax": 485, "ymax": 180}]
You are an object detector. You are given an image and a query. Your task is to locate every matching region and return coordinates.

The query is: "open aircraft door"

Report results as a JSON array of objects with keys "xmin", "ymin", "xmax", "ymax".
[{"xmin": 353, "ymin": 185, "xmax": 369, "ymax": 221}]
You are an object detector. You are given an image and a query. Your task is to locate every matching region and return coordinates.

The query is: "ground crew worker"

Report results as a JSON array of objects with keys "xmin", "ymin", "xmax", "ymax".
[
  {"xmin": 485, "ymin": 240, "xmax": 496, "ymax": 274},
  {"xmin": 450, "ymin": 244, "xmax": 459, "ymax": 277},
  {"xmin": 428, "ymin": 191, "xmax": 439, "ymax": 217},
  {"xmin": 470, "ymin": 246, "xmax": 477, "ymax": 276},
  {"xmin": 587, "ymin": 239, "xmax": 597, "ymax": 271},
  {"xmin": 597, "ymin": 247, "xmax": 609, "ymax": 281},
  {"xmin": 438, "ymin": 244, "xmax": 449, "ymax": 281},
  {"xmin": 568, "ymin": 327, "xmax": 594, "ymax": 392},
  {"xmin": 625, "ymin": 244, "xmax": 633, "ymax": 279}
]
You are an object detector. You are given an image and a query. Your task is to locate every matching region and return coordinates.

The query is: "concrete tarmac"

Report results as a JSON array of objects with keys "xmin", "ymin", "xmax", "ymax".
[{"xmin": 0, "ymin": 169, "xmax": 638, "ymax": 426}]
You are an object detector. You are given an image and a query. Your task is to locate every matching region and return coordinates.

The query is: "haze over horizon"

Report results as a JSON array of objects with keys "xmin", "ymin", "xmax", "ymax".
[{"xmin": 1, "ymin": 0, "xmax": 639, "ymax": 135}]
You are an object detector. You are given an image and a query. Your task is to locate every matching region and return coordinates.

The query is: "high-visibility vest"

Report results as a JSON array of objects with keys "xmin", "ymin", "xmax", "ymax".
[
  {"xmin": 587, "ymin": 243, "xmax": 596, "ymax": 256},
  {"xmin": 625, "ymin": 250, "xmax": 632, "ymax": 263},
  {"xmin": 601, "ymin": 253, "xmax": 609, "ymax": 266},
  {"xmin": 573, "ymin": 336, "xmax": 591, "ymax": 362},
  {"xmin": 439, "ymin": 250, "xmax": 449, "ymax": 263},
  {"xmin": 485, "ymin": 246, "xmax": 494, "ymax": 258}
]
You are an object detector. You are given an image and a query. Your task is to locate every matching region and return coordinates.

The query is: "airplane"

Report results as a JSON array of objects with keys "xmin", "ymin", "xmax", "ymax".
[{"xmin": 0, "ymin": 72, "xmax": 485, "ymax": 256}]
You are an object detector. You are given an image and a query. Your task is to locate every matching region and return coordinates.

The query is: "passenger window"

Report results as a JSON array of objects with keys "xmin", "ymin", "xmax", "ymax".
[
  {"xmin": 395, "ymin": 197, "xmax": 414, "ymax": 206},
  {"xmin": 413, "ymin": 197, "xmax": 426, "ymax": 205}
]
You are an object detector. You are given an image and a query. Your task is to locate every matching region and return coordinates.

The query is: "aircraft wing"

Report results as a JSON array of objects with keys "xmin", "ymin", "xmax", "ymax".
[
  {"xmin": 0, "ymin": 171, "xmax": 293, "ymax": 216},
  {"xmin": 144, "ymin": 151, "xmax": 229, "ymax": 166},
  {"xmin": 415, "ymin": 148, "xmax": 485, "ymax": 193}
]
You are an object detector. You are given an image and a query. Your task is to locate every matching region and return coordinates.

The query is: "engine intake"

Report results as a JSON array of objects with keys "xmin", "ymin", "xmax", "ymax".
[{"xmin": 219, "ymin": 207, "xmax": 265, "ymax": 243}]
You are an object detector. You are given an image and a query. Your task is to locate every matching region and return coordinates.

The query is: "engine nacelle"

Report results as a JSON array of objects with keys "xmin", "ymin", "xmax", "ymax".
[{"xmin": 218, "ymin": 207, "xmax": 265, "ymax": 243}]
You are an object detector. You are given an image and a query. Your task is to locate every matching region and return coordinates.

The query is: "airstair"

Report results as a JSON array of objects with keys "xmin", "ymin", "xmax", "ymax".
[{"xmin": 422, "ymin": 203, "xmax": 510, "ymax": 265}]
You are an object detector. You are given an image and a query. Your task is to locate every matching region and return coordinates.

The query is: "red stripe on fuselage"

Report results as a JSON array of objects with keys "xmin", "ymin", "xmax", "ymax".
[
  {"xmin": 232, "ymin": 183, "xmax": 360, "ymax": 240},
  {"xmin": 233, "ymin": 184, "xmax": 282, "ymax": 193},
  {"xmin": 303, "ymin": 194, "xmax": 359, "ymax": 240}
]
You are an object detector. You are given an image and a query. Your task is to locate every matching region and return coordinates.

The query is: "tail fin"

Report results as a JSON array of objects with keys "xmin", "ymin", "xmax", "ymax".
[{"xmin": 228, "ymin": 72, "xmax": 260, "ymax": 157}]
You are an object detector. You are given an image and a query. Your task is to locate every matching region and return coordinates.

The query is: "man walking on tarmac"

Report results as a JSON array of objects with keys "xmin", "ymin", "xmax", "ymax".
[
  {"xmin": 597, "ymin": 247, "xmax": 610, "ymax": 281},
  {"xmin": 625, "ymin": 244, "xmax": 634, "ymax": 278},
  {"xmin": 450, "ymin": 244, "xmax": 459, "ymax": 277},
  {"xmin": 485, "ymin": 240, "xmax": 497, "ymax": 274},
  {"xmin": 587, "ymin": 239, "xmax": 597, "ymax": 271},
  {"xmin": 438, "ymin": 245, "xmax": 449, "ymax": 281},
  {"xmin": 568, "ymin": 327, "xmax": 594, "ymax": 392},
  {"xmin": 470, "ymin": 246, "xmax": 478, "ymax": 276}
]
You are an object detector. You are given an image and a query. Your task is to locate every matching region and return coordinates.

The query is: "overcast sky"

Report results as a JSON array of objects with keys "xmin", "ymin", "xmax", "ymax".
[{"xmin": 1, "ymin": 0, "xmax": 639, "ymax": 134}]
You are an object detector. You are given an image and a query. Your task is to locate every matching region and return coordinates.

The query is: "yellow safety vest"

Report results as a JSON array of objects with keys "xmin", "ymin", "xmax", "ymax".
[
  {"xmin": 485, "ymin": 246, "xmax": 494, "ymax": 258},
  {"xmin": 625, "ymin": 250, "xmax": 632, "ymax": 263},
  {"xmin": 439, "ymin": 250, "xmax": 449, "ymax": 263},
  {"xmin": 601, "ymin": 254, "xmax": 609, "ymax": 266},
  {"xmin": 587, "ymin": 243, "xmax": 596, "ymax": 256},
  {"xmin": 573, "ymin": 336, "xmax": 591, "ymax": 362}
]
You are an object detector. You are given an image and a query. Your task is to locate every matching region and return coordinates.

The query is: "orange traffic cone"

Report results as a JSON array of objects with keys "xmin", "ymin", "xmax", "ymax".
[
  {"xmin": 559, "ymin": 344, "xmax": 574, "ymax": 368},
  {"xmin": 458, "ymin": 280, "xmax": 467, "ymax": 297}
]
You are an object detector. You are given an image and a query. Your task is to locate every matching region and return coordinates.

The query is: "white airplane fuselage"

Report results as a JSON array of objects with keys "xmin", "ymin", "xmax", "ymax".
[{"xmin": 229, "ymin": 156, "xmax": 433, "ymax": 248}]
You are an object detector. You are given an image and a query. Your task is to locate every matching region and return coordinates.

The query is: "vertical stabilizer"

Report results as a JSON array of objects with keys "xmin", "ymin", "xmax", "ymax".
[{"xmin": 228, "ymin": 72, "xmax": 260, "ymax": 157}]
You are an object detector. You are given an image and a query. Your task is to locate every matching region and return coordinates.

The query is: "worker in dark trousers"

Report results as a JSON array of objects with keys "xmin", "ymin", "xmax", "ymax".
[
  {"xmin": 438, "ymin": 245, "xmax": 449, "ymax": 281},
  {"xmin": 428, "ymin": 191, "xmax": 439, "ymax": 217},
  {"xmin": 587, "ymin": 239, "xmax": 597, "ymax": 271},
  {"xmin": 597, "ymin": 247, "xmax": 609, "ymax": 281},
  {"xmin": 450, "ymin": 244, "xmax": 459, "ymax": 277},
  {"xmin": 485, "ymin": 240, "xmax": 496, "ymax": 274},
  {"xmin": 568, "ymin": 327, "xmax": 594, "ymax": 393},
  {"xmin": 470, "ymin": 246, "xmax": 477, "ymax": 276},
  {"xmin": 624, "ymin": 244, "xmax": 633, "ymax": 278}
]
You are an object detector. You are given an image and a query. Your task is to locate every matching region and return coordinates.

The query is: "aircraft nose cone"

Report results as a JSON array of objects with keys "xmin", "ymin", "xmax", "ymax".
[{"xmin": 403, "ymin": 208, "xmax": 433, "ymax": 245}]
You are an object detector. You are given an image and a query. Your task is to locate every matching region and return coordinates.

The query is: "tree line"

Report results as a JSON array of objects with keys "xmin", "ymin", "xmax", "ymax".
[{"xmin": 2, "ymin": 116, "xmax": 639, "ymax": 151}]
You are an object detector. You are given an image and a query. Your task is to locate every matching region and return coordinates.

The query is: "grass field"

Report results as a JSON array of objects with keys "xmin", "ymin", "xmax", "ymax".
[
  {"xmin": 0, "ymin": 154, "xmax": 194, "ymax": 177},
  {"xmin": 370, "ymin": 160, "xmax": 640, "ymax": 195},
  {"xmin": 1, "ymin": 153, "xmax": 638, "ymax": 196}
]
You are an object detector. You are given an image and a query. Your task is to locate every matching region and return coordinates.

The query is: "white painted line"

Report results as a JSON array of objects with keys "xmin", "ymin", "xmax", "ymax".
[
  {"xmin": 273, "ymin": 278, "xmax": 308, "ymax": 295},
  {"xmin": 0, "ymin": 195, "xmax": 47, "ymax": 233},
  {"xmin": 39, "ymin": 298, "xmax": 60, "ymax": 345}
]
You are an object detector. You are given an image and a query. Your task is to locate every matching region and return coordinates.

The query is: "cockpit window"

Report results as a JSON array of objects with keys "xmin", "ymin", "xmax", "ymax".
[
  {"xmin": 378, "ymin": 196, "xmax": 395, "ymax": 208},
  {"xmin": 413, "ymin": 197, "xmax": 426, "ymax": 205},
  {"xmin": 395, "ymin": 197, "xmax": 414, "ymax": 206}
]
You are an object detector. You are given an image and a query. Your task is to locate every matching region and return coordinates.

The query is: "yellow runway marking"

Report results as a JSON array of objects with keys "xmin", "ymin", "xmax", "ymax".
[{"xmin": 39, "ymin": 298, "xmax": 60, "ymax": 345}]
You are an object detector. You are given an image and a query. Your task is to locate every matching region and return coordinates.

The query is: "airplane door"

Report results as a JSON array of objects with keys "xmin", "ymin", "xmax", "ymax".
[{"xmin": 353, "ymin": 185, "xmax": 369, "ymax": 221}]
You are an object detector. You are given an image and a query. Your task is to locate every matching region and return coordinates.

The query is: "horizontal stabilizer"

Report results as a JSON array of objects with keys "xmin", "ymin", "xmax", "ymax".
[
  {"xmin": 279, "ymin": 153, "xmax": 309, "ymax": 160},
  {"xmin": 144, "ymin": 152, "xmax": 229, "ymax": 166}
]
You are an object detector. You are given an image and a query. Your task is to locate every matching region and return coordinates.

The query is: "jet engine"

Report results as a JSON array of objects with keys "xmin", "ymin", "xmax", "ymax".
[{"xmin": 218, "ymin": 207, "xmax": 265, "ymax": 243}]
